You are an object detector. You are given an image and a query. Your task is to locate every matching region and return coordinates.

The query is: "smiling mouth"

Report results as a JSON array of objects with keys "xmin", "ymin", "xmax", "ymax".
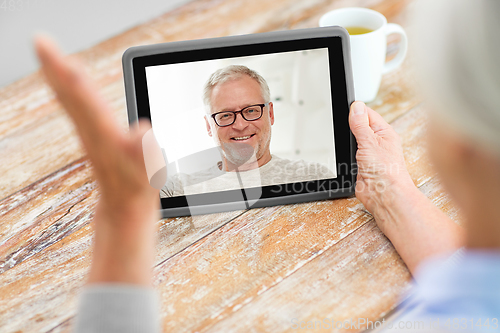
[{"xmin": 231, "ymin": 134, "xmax": 256, "ymax": 141}]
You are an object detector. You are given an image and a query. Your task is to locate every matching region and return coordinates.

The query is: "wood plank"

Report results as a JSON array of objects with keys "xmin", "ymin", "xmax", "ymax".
[
  {"xmin": 153, "ymin": 197, "xmax": 372, "ymax": 333},
  {"xmin": 0, "ymin": 207, "xmax": 247, "ymax": 333},
  {"xmin": 0, "ymin": 93, "xmax": 430, "ymax": 333},
  {"xmin": 0, "ymin": 158, "xmax": 95, "ymax": 274},
  {"xmin": 0, "ymin": 193, "xmax": 244, "ymax": 333},
  {"xmin": 0, "ymin": 0, "xmax": 421, "ymax": 301},
  {"xmin": 0, "ymin": 32, "xmax": 162, "ymax": 200},
  {"xmin": 33, "ymin": 174, "xmax": 463, "ymax": 333},
  {"xmin": 0, "ymin": 1, "xmax": 437, "ymax": 332},
  {"xmin": 0, "ymin": 0, "xmax": 418, "ymax": 200},
  {"xmin": 45, "ymin": 319, "xmax": 72, "ymax": 333},
  {"xmin": 200, "ymin": 174, "xmax": 462, "ymax": 333},
  {"xmin": 0, "ymin": 220, "xmax": 91, "ymax": 333},
  {"xmin": 417, "ymin": 176, "xmax": 462, "ymax": 226},
  {"xmin": 391, "ymin": 104, "xmax": 434, "ymax": 188},
  {"xmin": 146, "ymin": 0, "xmax": 410, "ymax": 38},
  {"xmin": 149, "ymin": 105, "xmax": 450, "ymax": 333},
  {"xmin": 0, "ymin": 148, "xmax": 247, "ymax": 275},
  {"xmin": 150, "ymin": 138, "xmax": 460, "ymax": 333},
  {"xmin": 203, "ymin": 220, "xmax": 409, "ymax": 333},
  {"xmin": 369, "ymin": 61, "xmax": 421, "ymax": 125}
]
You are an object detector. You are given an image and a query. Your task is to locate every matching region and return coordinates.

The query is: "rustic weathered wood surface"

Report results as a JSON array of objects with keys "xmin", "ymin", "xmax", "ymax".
[{"xmin": 0, "ymin": 0, "xmax": 461, "ymax": 332}]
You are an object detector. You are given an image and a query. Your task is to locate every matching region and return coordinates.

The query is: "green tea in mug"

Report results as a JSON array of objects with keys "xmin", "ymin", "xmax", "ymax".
[{"xmin": 345, "ymin": 26, "xmax": 373, "ymax": 35}]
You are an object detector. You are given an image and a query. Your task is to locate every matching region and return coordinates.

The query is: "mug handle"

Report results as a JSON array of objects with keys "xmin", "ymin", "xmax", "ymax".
[{"xmin": 382, "ymin": 23, "xmax": 408, "ymax": 74}]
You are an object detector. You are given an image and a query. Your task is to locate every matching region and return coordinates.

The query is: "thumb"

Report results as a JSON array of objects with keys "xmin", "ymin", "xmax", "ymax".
[{"xmin": 349, "ymin": 101, "xmax": 374, "ymax": 142}]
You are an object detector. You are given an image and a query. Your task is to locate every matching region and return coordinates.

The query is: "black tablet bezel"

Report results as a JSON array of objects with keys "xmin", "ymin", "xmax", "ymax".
[{"xmin": 123, "ymin": 27, "xmax": 356, "ymax": 217}]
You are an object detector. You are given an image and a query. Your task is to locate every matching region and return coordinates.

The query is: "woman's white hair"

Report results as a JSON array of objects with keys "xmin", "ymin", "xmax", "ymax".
[
  {"xmin": 414, "ymin": 0, "xmax": 500, "ymax": 155},
  {"xmin": 203, "ymin": 65, "xmax": 271, "ymax": 111}
]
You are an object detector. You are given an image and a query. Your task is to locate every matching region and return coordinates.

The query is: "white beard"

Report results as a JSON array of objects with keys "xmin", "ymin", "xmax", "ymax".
[{"xmin": 221, "ymin": 141, "xmax": 257, "ymax": 169}]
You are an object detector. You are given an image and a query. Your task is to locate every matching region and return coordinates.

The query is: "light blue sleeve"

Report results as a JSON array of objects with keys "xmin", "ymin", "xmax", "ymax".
[
  {"xmin": 381, "ymin": 248, "xmax": 500, "ymax": 332},
  {"xmin": 74, "ymin": 284, "xmax": 161, "ymax": 333}
]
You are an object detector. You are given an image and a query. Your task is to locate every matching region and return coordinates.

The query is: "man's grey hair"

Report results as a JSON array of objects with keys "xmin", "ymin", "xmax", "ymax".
[{"xmin": 203, "ymin": 65, "xmax": 271, "ymax": 111}]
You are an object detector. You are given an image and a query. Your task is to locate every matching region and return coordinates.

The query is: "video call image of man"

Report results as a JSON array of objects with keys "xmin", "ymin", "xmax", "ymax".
[{"xmin": 160, "ymin": 65, "xmax": 335, "ymax": 198}]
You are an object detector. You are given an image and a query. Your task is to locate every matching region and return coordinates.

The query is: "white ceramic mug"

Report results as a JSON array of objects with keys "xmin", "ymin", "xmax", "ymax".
[{"xmin": 319, "ymin": 7, "xmax": 407, "ymax": 102}]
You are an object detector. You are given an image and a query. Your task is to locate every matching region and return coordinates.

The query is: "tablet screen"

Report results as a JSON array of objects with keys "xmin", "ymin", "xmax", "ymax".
[
  {"xmin": 146, "ymin": 47, "xmax": 336, "ymax": 198},
  {"xmin": 128, "ymin": 32, "xmax": 355, "ymax": 215}
]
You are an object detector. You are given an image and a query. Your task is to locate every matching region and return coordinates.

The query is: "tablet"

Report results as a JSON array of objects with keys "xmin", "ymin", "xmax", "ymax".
[{"xmin": 123, "ymin": 27, "xmax": 356, "ymax": 217}]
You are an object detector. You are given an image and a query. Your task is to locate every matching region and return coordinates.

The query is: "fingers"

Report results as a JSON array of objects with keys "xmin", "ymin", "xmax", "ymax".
[{"xmin": 34, "ymin": 34, "xmax": 123, "ymax": 155}]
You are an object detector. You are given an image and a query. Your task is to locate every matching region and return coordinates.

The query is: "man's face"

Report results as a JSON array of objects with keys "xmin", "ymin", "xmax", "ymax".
[{"xmin": 205, "ymin": 75, "xmax": 274, "ymax": 166}]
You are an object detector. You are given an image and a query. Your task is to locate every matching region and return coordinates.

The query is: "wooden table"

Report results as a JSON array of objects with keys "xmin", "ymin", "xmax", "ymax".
[{"xmin": 0, "ymin": 0, "xmax": 462, "ymax": 332}]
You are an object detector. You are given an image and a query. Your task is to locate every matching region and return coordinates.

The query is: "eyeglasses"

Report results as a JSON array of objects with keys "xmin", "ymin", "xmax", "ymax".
[{"xmin": 211, "ymin": 103, "xmax": 269, "ymax": 127}]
